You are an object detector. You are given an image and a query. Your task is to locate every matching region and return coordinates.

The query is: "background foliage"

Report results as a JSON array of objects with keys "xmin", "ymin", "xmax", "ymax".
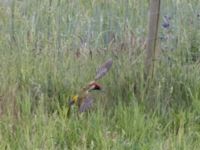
[{"xmin": 0, "ymin": 0, "xmax": 200, "ymax": 149}]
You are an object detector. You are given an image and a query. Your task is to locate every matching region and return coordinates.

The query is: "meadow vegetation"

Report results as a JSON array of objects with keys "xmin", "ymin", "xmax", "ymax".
[{"xmin": 0, "ymin": 0, "xmax": 200, "ymax": 149}]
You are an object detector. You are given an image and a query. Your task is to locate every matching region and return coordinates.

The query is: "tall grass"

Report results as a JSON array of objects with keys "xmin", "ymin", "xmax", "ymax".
[{"xmin": 0, "ymin": 0, "xmax": 200, "ymax": 149}]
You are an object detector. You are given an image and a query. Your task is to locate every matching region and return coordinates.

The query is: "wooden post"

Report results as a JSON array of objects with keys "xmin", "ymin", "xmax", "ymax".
[
  {"xmin": 145, "ymin": 0, "xmax": 160, "ymax": 79},
  {"xmin": 11, "ymin": 0, "xmax": 16, "ymax": 45}
]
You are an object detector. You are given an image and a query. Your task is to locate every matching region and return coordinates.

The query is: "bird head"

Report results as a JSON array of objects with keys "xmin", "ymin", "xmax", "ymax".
[{"xmin": 88, "ymin": 81, "xmax": 102, "ymax": 91}]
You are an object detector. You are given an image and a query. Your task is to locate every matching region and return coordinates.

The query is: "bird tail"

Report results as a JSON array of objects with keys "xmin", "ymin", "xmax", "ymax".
[
  {"xmin": 67, "ymin": 99, "xmax": 74, "ymax": 118},
  {"xmin": 67, "ymin": 106, "xmax": 71, "ymax": 117}
]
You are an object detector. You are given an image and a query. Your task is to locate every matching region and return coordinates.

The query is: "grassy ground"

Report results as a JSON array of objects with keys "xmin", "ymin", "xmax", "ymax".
[{"xmin": 0, "ymin": 0, "xmax": 200, "ymax": 149}]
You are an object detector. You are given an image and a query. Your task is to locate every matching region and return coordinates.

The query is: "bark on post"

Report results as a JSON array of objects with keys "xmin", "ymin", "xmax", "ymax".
[{"xmin": 145, "ymin": 0, "xmax": 160, "ymax": 79}]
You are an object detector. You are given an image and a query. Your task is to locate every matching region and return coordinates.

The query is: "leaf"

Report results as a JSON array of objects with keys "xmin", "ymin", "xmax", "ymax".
[{"xmin": 95, "ymin": 58, "xmax": 113, "ymax": 80}]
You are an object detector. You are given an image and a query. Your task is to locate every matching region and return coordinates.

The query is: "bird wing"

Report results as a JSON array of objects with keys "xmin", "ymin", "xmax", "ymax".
[
  {"xmin": 79, "ymin": 96, "xmax": 93, "ymax": 113},
  {"xmin": 95, "ymin": 58, "xmax": 113, "ymax": 80}
]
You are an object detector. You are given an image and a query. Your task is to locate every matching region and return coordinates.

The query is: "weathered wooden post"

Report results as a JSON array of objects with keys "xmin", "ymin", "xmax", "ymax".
[{"xmin": 145, "ymin": 0, "xmax": 161, "ymax": 79}]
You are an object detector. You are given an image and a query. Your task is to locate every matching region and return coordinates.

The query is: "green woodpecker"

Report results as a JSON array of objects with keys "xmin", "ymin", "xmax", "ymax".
[{"xmin": 67, "ymin": 58, "xmax": 113, "ymax": 116}]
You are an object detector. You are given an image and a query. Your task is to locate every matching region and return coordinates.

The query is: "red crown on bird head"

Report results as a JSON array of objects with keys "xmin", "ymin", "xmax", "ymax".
[{"xmin": 88, "ymin": 81, "xmax": 102, "ymax": 91}]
